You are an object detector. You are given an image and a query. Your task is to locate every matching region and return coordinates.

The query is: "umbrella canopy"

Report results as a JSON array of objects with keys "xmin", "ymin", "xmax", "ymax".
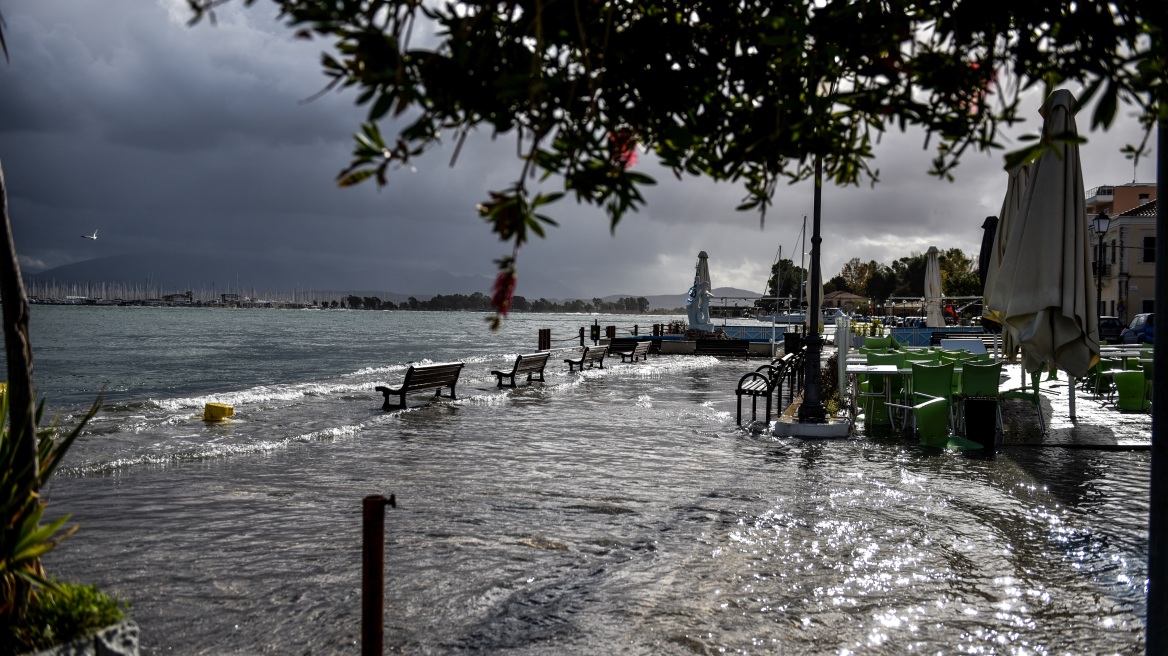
[
  {"xmin": 924, "ymin": 246, "xmax": 945, "ymax": 327},
  {"xmin": 984, "ymin": 163, "xmax": 1031, "ymax": 359},
  {"xmin": 977, "ymin": 216, "xmax": 1003, "ymax": 333},
  {"xmin": 977, "ymin": 216, "xmax": 998, "ymax": 288},
  {"xmin": 985, "ymin": 89, "xmax": 1099, "ymax": 377}
]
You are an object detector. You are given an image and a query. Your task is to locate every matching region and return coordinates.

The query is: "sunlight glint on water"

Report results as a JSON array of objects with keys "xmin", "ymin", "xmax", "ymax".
[{"xmin": 19, "ymin": 306, "xmax": 1147, "ymax": 654}]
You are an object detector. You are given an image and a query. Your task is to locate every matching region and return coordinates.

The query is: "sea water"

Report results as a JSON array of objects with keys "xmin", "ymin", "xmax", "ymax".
[{"xmin": 23, "ymin": 306, "xmax": 1148, "ymax": 653}]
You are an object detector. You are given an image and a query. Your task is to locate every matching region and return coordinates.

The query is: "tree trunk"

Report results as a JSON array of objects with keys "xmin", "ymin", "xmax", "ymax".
[{"xmin": 0, "ymin": 158, "xmax": 37, "ymax": 490}]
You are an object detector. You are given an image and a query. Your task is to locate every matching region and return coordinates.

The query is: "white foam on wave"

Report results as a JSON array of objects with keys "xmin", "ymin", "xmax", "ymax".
[
  {"xmin": 63, "ymin": 423, "xmax": 366, "ymax": 476},
  {"xmin": 150, "ymin": 379, "xmax": 382, "ymax": 411},
  {"xmin": 346, "ymin": 364, "xmax": 409, "ymax": 377}
]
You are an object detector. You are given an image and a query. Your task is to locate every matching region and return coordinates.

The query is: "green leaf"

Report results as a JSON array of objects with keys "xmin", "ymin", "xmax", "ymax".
[
  {"xmin": 14, "ymin": 514, "xmax": 71, "ymax": 563},
  {"xmin": 369, "ymin": 93, "xmax": 393, "ymax": 121},
  {"xmin": 623, "ymin": 172, "xmax": 657, "ymax": 185},
  {"xmin": 337, "ymin": 169, "xmax": 376, "ymax": 187},
  {"xmin": 1092, "ymin": 81, "xmax": 1119, "ymax": 130}
]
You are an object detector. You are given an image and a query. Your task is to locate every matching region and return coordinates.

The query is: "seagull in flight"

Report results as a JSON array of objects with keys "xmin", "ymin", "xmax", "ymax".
[{"xmin": 81, "ymin": 229, "xmax": 98, "ymax": 240}]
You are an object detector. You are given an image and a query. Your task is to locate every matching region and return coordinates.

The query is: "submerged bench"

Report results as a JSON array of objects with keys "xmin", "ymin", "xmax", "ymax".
[
  {"xmin": 565, "ymin": 345, "xmax": 607, "ymax": 372},
  {"xmin": 613, "ymin": 340, "xmax": 651, "ymax": 363},
  {"xmin": 736, "ymin": 353, "xmax": 802, "ymax": 426},
  {"xmin": 491, "ymin": 351, "xmax": 551, "ymax": 387},
  {"xmin": 375, "ymin": 362, "xmax": 464, "ymax": 410}
]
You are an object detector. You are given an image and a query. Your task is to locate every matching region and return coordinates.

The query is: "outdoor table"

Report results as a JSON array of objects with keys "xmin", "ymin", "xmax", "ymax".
[
  {"xmin": 1102, "ymin": 350, "xmax": 1144, "ymax": 369},
  {"xmin": 845, "ymin": 364, "xmax": 965, "ymax": 426},
  {"xmin": 845, "ymin": 364, "xmax": 900, "ymax": 422}
]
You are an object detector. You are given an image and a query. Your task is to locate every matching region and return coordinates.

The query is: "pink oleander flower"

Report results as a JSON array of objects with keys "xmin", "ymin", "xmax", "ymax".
[
  {"xmin": 608, "ymin": 128, "xmax": 637, "ymax": 169},
  {"xmin": 492, "ymin": 269, "xmax": 517, "ymax": 317}
]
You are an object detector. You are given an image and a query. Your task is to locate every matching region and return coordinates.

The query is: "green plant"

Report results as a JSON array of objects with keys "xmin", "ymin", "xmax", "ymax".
[
  {"xmin": 1, "ymin": 392, "xmax": 101, "ymax": 630},
  {"xmin": 2, "ymin": 580, "xmax": 125, "ymax": 655},
  {"xmin": 821, "ymin": 353, "xmax": 841, "ymax": 416}
]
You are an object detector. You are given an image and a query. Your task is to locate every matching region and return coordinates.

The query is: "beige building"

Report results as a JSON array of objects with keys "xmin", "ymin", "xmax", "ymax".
[{"xmin": 1085, "ymin": 183, "xmax": 1158, "ymax": 323}]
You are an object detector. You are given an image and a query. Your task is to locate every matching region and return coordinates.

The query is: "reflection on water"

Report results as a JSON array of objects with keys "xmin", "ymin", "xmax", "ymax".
[
  {"xmin": 27, "ymin": 308, "xmax": 1147, "ymax": 654},
  {"xmin": 43, "ymin": 364, "xmax": 1148, "ymax": 654}
]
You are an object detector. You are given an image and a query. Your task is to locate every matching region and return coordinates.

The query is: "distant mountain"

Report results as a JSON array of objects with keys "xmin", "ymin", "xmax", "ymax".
[
  {"xmin": 603, "ymin": 287, "xmax": 761, "ymax": 311},
  {"xmin": 27, "ymin": 252, "xmax": 501, "ymax": 299}
]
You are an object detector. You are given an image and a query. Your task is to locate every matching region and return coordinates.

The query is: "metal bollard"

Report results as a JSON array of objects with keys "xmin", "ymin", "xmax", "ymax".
[{"xmin": 363, "ymin": 494, "xmax": 395, "ymax": 656}]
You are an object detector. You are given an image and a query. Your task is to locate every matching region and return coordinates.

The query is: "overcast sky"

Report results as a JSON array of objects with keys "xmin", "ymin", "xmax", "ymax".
[{"xmin": 0, "ymin": 0, "xmax": 1158, "ymax": 299}]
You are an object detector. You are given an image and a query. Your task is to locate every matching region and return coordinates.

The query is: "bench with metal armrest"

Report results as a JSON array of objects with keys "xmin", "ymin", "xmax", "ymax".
[
  {"xmin": 565, "ymin": 345, "xmax": 607, "ymax": 372},
  {"xmin": 375, "ymin": 362, "xmax": 464, "ymax": 410},
  {"xmin": 491, "ymin": 352, "xmax": 551, "ymax": 388}
]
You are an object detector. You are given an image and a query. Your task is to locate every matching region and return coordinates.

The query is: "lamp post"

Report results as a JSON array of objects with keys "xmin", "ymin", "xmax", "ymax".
[{"xmin": 1091, "ymin": 211, "xmax": 1111, "ymax": 318}]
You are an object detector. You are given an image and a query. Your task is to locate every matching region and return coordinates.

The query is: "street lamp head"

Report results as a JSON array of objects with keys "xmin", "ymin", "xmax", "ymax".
[{"xmin": 1091, "ymin": 211, "xmax": 1111, "ymax": 235}]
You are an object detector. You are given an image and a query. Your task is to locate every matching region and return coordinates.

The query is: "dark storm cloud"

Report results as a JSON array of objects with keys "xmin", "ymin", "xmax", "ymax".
[{"xmin": 0, "ymin": 0, "xmax": 1157, "ymax": 300}]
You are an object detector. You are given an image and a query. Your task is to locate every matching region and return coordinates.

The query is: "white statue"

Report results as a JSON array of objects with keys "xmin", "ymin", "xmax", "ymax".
[{"xmin": 687, "ymin": 251, "xmax": 714, "ymax": 331}]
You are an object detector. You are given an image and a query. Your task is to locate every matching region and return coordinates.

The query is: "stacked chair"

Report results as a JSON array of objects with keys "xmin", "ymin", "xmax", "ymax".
[
  {"xmin": 956, "ymin": 361, "xmax": 1004, "ymax": 443},
  {"xmin": 1000, "ymin": 369, "xmax": 1045, "ymax": 433},
  {"xmin": 857, "ymin": 350, "xmax": 905, "ymax": 429}
]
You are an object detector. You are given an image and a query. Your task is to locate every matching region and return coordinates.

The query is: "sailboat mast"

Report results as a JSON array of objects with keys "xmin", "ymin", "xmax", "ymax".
[{"xmin": 798, "ymin": 215, "xmax": 807, "ymax": 311}]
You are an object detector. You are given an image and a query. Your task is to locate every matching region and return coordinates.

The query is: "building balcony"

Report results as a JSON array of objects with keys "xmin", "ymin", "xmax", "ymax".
[
  {"xmin": 1085, "ymin": 185, "xmax": 1115, "ymax": 204},
  {"xmin": 1093, "ymin": 262, "xmax": 1112, "ymax": 277}
]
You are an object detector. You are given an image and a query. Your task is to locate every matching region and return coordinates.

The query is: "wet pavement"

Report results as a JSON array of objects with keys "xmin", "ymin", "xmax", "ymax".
[{"xmin": 995, "ymin": 360, "xmax": 1152, "ymax": 449}]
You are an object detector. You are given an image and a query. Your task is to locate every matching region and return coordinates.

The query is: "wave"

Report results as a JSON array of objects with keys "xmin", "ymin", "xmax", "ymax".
[{"xmin": 62, "ymin": 424, "xmax": 367, "ymax": 476}]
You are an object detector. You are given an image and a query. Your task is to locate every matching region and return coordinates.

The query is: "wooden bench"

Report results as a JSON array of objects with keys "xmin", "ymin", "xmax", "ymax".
[
  {"xmin": 736, "ymin": 353, "xmax": 803, "ymax": 425},
  {"xmin": 736, "ymin": 371, "xmax": 774, "ymax": 426},
  {"xmin": 491, "ymin": 351, "xmax": 551, "ymax": 387},
  {"xmin": 374, "ymin": 362, "xmax": 464, "ymax": 410},
  {"xmin": 694, "ymin": 339, "xmax": 751, "ymax": 357},
  {"xmin": 612, "ymin": 340, "xmax": 651, "ymax": 363},
  {"xmin": 564, "ymin": 345, "xmax": 607, "ymax": 372}
]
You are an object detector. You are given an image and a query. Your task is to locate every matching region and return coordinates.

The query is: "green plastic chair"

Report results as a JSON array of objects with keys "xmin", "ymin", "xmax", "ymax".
[
  {"xmin": 905, "ymin": 351, "xmax": 941, "ymax": 365},
  {"xmin": 1112, "ymin": 370, "xmax": 1148, "ymax": 411},
  {"xmin": 864, "ymin": 335, "xmax": 892, "ymax": 350},
  {"xmin": 1089, "ymin": 359, "xmax": 1115, "ymax": 399},
  {"xmin": 906, "ymin": 362, "xmax": 955, "ymax": 432},
  {"xmin": 1143, "ymin": 358, "xmax": 1155, "ymax": 406},
  {"xmin": 1001, "ymin": 369, "xmax": 1045, "ymax": 433},
  {"xmin": 859, "ymin": 351, "xmax": 905, "ymax": 427},
  {"xmin": 957, "ymin": 361, "xmax": 1003, "ymax": 439},
  {"xmin": 894, "ymin": 395, "xmax": 951, "ymax": 447}
]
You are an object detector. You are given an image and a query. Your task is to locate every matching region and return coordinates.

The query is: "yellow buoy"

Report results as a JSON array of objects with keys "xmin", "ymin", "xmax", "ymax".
[{"xmin": 203, "ymin": 403, "xmax": 234, "ymax": 421}]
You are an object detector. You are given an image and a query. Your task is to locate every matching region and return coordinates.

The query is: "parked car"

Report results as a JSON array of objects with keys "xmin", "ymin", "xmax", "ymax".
[
  {"xmin": 1120, "ymin": 313, "xmax": 1153, "ymax": 344},
  {"xmin": 1098, "ymin": 316, "xmax": 1123, "ymax": 343}
]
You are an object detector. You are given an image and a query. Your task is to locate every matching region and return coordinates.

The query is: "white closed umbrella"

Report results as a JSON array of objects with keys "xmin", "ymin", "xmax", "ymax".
[
  {"xmin": 986, "ymin": 89, "xmax": 1099, "ymax": 379},
  {"xmin": 924, "ymin": 246, "xmax": 945, "ymax": 328},
  {"xmin": 984, "ymin": 162, "xmax": 1031, "ymax": 361}
]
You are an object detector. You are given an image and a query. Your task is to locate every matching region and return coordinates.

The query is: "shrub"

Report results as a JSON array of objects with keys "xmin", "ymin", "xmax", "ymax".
[
  {"xmin": 822, "ymin": 352, "xmax": 841, "ymax": 416},
  {"xmin": 1, "ymin": 394, "xmax": 101, "ymax": 646},
  {"xmin": 1, "ymin": 581, "xmax": 126, "ymax": 655}
]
